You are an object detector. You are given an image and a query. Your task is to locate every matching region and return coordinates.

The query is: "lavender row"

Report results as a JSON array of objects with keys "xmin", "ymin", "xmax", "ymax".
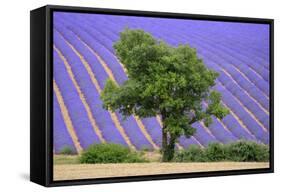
[
  {"xmin": 84, "ymin": 14, "xmax": 270, "ymax": 103},
  {"xmin": 53, "ymin": 12, "xmax": 268, "ymax": 148},
  {"xmin": 223, "ymin": 64, "xmax": 269, "ymax": 111},
  {"xmin": 142, "ymin": 20, "xmax": 270, "ymax": 96},
  {"xmin": 89, "ymin": 19, "xmax": 264, "ymax": 144},
  {"xmin": 116, "ymin": 15, "xmax": 269, "ymax": 61},
  {"xmin": 179, "ymin": 136, "xmax": 202, "ymax": 148},
  {"xmin": 215, "ymin": 84, "xmax": 269, "ymax": 143},
  {"xmin": 192, "ymin": 122, "xmax": 219, "ymax": 146},
  {"xmin": 85, "ymin": 13, "xmax": 269, "ymax": 75},
  {"xmin": 118, "ymin": 17, "xmax": 270, "ymax": 96},
  {"xmin": 219, "ymin": 71, "xmax": 269, "ymax": 129},
  {"xmin": 203, "ymin": 60, "xmax": 269, "ymax": 129},
  {"xmin": 55, "ymin": 21, "xmax": 108, "ymax": 87},
  {"xmin": 57, "ymin": 16, "xmax": 218, "ymax": 147},
  {"xmin": 139, "ymin": 23, "xmax": 269, "ymax": 126},
  {"xmin": 54, "ymin": 30, "xmax": 128, "ymax": 146},
  {"xmin": 60, "ymin": 15, "xmax": 253, "ymax": 145},
  {"xmin": 168, "ymin": 20, "xmax": 269, "ymax": 70},
  {"xmin": 178, "ymin": 28, "xmax": 270, "ymax": 82},
  {"xmin": 56, "ymin": 16, "xmax": 173, "ymax": 146},
  {"xmin": 55, "ymin": 21, "xmax": 155, "ymax": 150},
  {"xmin": 221, "ymin": 115, "xmax": 257, "ymax": 141},
  {"xmin": 57, "ymin": 16, "xmax": 127, "ymax": 84},
  {"xmin": 89, "ymin": 17, "xmax": 264, "ymax": 142},
  {"xmin": 53, "ymin": 49, "xmax": 101, "ymax": 149},
  {"xmin": 53, "ymin": 91, "xmax": 77, "ymax": 153}
]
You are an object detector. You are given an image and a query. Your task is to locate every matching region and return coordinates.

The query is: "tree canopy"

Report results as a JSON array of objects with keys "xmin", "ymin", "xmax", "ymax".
[{"xmin": 101, "ymin": 29, "xmax": 229, "ymax": 161}]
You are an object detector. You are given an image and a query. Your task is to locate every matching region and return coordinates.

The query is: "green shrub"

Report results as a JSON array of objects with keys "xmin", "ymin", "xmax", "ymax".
[
  {"xmin": 205, "ymin": 143, "xmax": 227, "ymax": 161},
  {"xmin": 173, "ymin": 141, "xmax": 269, "ymax": 162},
  {"xmin": 59, "ymin": 146, "xmax": 75, "ymax": 155},
  {"xmin": 79, "ymin": 143, "xmax": 147, "ymax": 164},
  {"xmin": 174, "ymin": 145, "xmax": 206, "ymax": 162},
  {"xmin": 225, "ymin": 140, "xmax": 269, "ymax": 162}
]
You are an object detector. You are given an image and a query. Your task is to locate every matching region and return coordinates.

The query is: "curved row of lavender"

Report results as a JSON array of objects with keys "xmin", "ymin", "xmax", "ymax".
[{"xmin": 53, "ymin": 12, "xmax": 270, "ymax": 153}]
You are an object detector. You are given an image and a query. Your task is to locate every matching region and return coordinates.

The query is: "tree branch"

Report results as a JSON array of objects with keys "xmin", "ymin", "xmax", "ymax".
[{"xmin": 189, "ymin": 117, "xmax": 197, "ymax": 124}]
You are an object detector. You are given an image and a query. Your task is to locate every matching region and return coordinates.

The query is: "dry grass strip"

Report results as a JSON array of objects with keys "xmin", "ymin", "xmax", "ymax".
[{"xmin": 54, "ymin": 162, "xmax": 269, "ymax": 181}]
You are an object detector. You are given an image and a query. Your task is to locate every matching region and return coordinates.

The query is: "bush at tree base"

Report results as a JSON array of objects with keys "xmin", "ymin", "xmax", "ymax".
[{"xmin": 173, "ymin": 140, "xmax": 269, "ymax": 162}]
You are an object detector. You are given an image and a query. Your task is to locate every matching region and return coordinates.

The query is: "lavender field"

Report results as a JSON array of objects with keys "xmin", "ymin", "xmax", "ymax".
[{"xmin": 53, "ymin": 12, "xmax": 270, "ymax": 154}]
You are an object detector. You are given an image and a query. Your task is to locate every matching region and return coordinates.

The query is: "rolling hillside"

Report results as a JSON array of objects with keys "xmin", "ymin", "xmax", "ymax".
[{"xmin": 53, "ymin": 12, "xmax": 270, "ymax": 154}]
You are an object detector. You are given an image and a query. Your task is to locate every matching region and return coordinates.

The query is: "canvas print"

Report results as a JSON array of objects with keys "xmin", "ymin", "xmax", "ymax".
[{"xmin": 53, "ymin": 11, "xmax": 270, "ymax": 181}]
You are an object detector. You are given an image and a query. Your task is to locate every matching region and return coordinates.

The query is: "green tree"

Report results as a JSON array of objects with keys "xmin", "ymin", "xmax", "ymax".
[{"xmin": 101, "ymin": 29, "xmax": 229, "ymax": 162}]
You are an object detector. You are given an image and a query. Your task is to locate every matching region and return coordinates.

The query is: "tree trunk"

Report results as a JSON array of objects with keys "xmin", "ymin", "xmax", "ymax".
[
  {"xmin": 161, "ymin": 111, "xmax": 169, "ymax": 162},
  {"xmin": 161, "ymin": 112, "xmax": 176, "ymax": 162},
  {"xmin": 167, "ymin": 136, "xmax": 176, "ymax": 161},
  {"xmin": 162, "ymin": 135, "xmax": 176, "ymax": 162},
  {"xmin": 162, "ymin": 125, "xmax": 169, "ymax": 162}
]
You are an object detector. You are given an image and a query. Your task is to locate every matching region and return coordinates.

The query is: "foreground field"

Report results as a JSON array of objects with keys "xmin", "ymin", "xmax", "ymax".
[{"xmin": 53, "ymin": 161, "xmax": 269, "ymax": 181}]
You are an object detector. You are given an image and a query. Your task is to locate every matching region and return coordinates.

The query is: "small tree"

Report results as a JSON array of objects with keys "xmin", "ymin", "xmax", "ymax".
[{"xmin": 101, "ymin": 29, "xmax": 229, "ymax": 162}]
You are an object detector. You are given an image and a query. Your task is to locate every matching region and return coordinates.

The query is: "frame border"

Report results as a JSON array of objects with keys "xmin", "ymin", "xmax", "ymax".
[{"xmin": 42, "ymin": 4, "xmax": 273, "ymax": 187}]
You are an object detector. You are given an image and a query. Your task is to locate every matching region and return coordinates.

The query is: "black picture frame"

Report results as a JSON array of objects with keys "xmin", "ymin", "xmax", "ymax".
[{"xmin": 30, "ymin": 4, "xmax": 274, "ymax": 187}]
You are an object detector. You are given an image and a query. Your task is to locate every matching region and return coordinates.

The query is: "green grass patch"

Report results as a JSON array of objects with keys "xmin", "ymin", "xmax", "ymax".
[
  {"xmin": 59, "ymin": 146, "xmax": 76, "ymax": 155},
  {"xmin": 54, "ymin": 155, "xmax": 79, "ymax": 165}
]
